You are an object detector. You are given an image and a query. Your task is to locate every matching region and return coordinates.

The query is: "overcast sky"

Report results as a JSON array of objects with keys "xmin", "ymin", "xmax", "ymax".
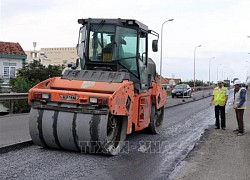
[{"xmin": 1, "ymin": 0, "xmax": 250, "ymax": 83}]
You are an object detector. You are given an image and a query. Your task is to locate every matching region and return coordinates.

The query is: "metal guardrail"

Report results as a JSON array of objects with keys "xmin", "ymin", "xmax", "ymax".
[
  {"xmin": 193, "ymin": 86, "xmax": 214, "ymax": 91},
  {"xmin": 0, "ymin": 93, "xmax": 28, "ymax": 114},
  {"xmin": 0, "ymin": 93, "xmax": 28, "ymax": 100}
]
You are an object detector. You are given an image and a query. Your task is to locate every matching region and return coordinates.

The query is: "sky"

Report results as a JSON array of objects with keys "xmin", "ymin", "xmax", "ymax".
[{"xmin": 1, "ymin": 0, "xmax": 250, "ymax": 83}]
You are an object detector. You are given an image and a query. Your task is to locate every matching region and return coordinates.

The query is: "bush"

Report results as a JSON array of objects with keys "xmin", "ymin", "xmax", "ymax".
[
  {"xmin": 17, "ymin": 60, "xmax": 64, "ymax": 88},
  {"xmin": 6, "ymin": 60, "xmax": 64, "ymax": 113},
  {"xmin": 3, "ymin": 77, "xmax": 30, "ymax": 113},
  {"xmin": 10, "ymin": 77, "xmax": 30, "ymax": 93}
]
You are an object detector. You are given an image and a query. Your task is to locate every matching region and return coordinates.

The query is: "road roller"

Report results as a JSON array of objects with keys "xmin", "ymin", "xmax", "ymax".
[{"xmin": 28, "ymin": 18, "xmax": 167, "ymax": 155}]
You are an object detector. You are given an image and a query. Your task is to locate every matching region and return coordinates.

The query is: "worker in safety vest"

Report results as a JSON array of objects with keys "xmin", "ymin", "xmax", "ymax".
[
  {"xmin": 210, "ymin": 80, "xmax": 229, "ymax": 129},
  {"xmin": 233, "ymin": 80, "xmax": 247, "ymax": 136}
]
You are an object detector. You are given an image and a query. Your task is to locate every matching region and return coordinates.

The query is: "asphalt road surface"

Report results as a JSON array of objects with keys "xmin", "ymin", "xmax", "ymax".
[
  {"xmin": 174, "ymin": 94, "xmax": 250, "ymax": 180},
  {"xmin": 165, "ymin": 89, "xmax": 212, "ymax": 108},
  {"xmin": 0, "ymin": 89, "xmax": 212, "ymax": 147},
  {"xmin": 0, "ymin": 114, "xmax": 30, "ymax": 147},
  {"xmin": 0, "ymin": 93, "xmax": 233, "ymax": 180}
]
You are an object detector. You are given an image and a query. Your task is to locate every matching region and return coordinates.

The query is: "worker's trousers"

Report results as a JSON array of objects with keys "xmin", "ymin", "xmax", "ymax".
[
  {"xmin": 235, "ymin": 109, "xmax": 245, "ymax": 133},
  {"xmin": 215, "ymin": 105, "xmax": 225, "ymax": 128}
]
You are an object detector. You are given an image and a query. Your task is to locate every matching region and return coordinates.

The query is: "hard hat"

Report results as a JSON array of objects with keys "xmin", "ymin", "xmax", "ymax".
[
  {"xmin": 217, "ymin": 80, "xmax": 223, "ymax": 83},
  {"xmin": 234, "ymin": 80, "xmax": 242, "ymax": 86}
]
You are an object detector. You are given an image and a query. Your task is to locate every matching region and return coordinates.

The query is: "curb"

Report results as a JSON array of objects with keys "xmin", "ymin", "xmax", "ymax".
[
  {"xmin": 0, "ymin": 140, "xmax": 33, "ymax": 154},
  {"xmin": 0, "ymin": 113, "xmax": 29, "ymax": 119},
  {"xmin": 165, "ymin": 94, "xmax": 212, "ymax": 109}
]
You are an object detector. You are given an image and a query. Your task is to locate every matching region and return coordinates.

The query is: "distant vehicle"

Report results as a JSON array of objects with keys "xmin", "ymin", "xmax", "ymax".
[
  {"xmin": 171, "ymin": 84, "xmax": 192, "ymax": 98},
  {"xmin": 223, "ymin": 80, "xmax": 230, "ymax": 88}
]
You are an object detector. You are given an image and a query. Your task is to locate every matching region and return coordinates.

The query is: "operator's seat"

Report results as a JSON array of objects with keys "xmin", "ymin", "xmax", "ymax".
[
  {"xmin": 102, "ymin": 35, "xmax": 114, "ymax": 61},
  {"xmin": 102, "ymin": 45, "xmax": 113, "ymax": 61}
]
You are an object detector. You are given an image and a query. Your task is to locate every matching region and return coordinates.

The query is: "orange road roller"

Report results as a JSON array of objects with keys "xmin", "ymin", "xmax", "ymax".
[{"xmin": 28, "ymin": 18, "xmax": 167, "ymax": 155}]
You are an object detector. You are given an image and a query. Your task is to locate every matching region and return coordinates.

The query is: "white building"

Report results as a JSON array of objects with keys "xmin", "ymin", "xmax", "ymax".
[
  {"xmin": 25, "ymin": 47, "xmax": 79, "ymax": 66},
  {"xmin": 0, "ymin": 41, "xmax": 26, "ymax": 87}
]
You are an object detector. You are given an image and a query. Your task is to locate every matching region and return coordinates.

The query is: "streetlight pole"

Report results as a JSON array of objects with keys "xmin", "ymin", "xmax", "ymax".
[
  {"xmin": 160, "ymin": 18, "xmax": 174, "ymax": 84},
  {"xmin": 221, "ymin": 65, "xmax": 224, "ymax": 80},
  {"xmin": 224, "ymin": 72, "xmax": 227, "ymax": 79},
  {"xmin": 217, "ymin": 64, "xmax": 221, "ymax": 81},
  {"xmin": 193, "ymin": 45, "xmax": 202, "ymax": 90},
  {"xmin": 247, "ymin": 54, "xmax": 250, "ymax": 78},
  {"xmin": 209, "ymin": 57, "xmax": 215, "ymax": 87},
  {"xmin": 247, "ymin": 37, "xmax": 250, "ymax": 85},
  {"xmin": 246, "ymin": 61, "xmax": 250, "ymax": 81}
]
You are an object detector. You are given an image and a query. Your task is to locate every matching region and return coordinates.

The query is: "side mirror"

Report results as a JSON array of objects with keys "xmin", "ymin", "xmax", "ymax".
[
  {"xmin": 152, "ymin": 40, "xmax": 158, "ymax": 52},
  {"xmin": 67, "ymin": 63, "xmax": 72, "ymax": 68}
]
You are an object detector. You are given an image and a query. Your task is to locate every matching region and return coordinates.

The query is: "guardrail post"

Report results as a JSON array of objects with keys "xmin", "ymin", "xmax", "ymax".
[
  {"xmin": 0, "ymin": 93, "xmax": 28, "ymax": 114},
  {"xmin": 10, "ymin": 100, "xmax": 14, "ymax": 114}
]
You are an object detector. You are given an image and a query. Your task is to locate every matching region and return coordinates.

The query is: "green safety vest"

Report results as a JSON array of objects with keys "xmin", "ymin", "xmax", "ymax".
[{"xmin": 213, "ymin": 87, "xmax": 227, "ymax": 106}]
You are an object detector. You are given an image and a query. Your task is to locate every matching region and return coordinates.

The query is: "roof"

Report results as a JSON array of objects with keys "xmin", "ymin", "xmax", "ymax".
[
  {"xmin": 78, "ymin": 18, "xmax": 148, "ymax": 31},
  {"xmin": 0, "ymin": 41, "xmax": 26, "ymax": 56},
  {"xmin": 156, "ymin": 75, "xmax": 168, "ymax": 84},
  {"xmin": 166, "ymin": 78, "xmax": 181, "ymax": 80}
]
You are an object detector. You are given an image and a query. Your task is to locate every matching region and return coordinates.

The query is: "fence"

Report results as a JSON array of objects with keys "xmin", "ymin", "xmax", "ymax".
[{"xmin": 0, "ymin": 93, "xmax": 28, "ymax": 114}]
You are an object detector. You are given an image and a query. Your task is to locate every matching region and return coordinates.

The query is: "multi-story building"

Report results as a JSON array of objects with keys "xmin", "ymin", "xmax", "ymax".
[
  {"xmin": 0, "ymin": 41, "xmax": 26, "ymax": 87},
  {"xmin": 25, "ymin": 47, "xmax": 79, "ymax": 66},
  {"xmin": 25, "ymin": 50, "xmax": 51, "ymax": 66}
]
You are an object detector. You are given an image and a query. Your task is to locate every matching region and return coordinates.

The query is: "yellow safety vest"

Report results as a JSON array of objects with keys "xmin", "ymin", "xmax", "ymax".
[{"xmin": 213, "ymin": 87, "xmax": 227, "ymax": 106}]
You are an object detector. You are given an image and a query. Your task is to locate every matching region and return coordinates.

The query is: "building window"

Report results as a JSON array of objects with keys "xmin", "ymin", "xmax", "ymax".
[
  {"xmin": 32, "ymin": 52, "xmax": 38, "ymax": 58},
  {"xmin": 4, "ymin": 67, "xmax": 9, "ymax": 77},
  {"xmin": 3, "ymin": 62, "xmax": 17, "ymax": 66},
  {"xmin": 9, "ymin": 63, "xmax": 17, "ymax": 66},
  {"xmin": 3, "ymin": 62, "xmax": 16, "ymax": 78},
  {"xmin": 10, "ymin": 67, "xmax": 15, "ymax": 77}
]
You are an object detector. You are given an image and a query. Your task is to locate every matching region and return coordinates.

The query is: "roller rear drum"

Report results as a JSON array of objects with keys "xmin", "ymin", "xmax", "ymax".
[{"xmin": 29, "ymin": 108, "xmax": 127, "ymax": 155}]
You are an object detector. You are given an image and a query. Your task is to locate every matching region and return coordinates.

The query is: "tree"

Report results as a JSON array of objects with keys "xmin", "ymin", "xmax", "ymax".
[
  {"xmin": 7, "ymin": 60, "xmax": 64, "ymax": 113},
  {"xmin": 17, "ymin": 60, "xmax": 47, "ymax": 86},
  {"xmin": 15, "ymin": 60, "xmax": 64, "ymax": 89},
  {"xmin": 10, "ymin": 77, "xmax": 30, "ymax": 93},
  {"xmin": 47, "ymin": 64, "xmax": 64, "ymax": 78},
  {"xmin": 179, "ymin": 80, "xmax": 206, "ymax": 87}
]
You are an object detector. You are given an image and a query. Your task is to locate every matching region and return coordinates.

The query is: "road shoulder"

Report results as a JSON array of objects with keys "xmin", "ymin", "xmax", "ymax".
[{"xmin": 174, "ymin": 91, "xmax": 250, "ymax": 180}]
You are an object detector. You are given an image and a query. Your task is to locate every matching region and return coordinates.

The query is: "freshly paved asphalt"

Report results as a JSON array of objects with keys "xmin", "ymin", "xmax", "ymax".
[{"xmin": 0, "ymin": 89, "xmax": 213, "ymax": 148}]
